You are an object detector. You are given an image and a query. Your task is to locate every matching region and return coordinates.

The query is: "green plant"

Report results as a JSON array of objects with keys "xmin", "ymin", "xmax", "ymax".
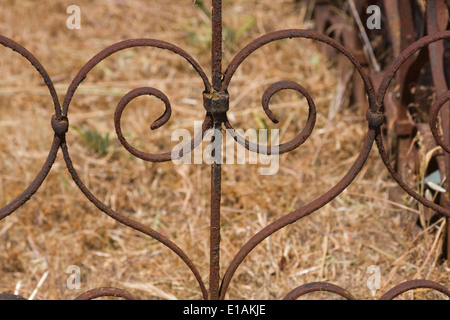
[{"xmin": 72, "ymin": 125, "xmax": 114, "ymax": 157}]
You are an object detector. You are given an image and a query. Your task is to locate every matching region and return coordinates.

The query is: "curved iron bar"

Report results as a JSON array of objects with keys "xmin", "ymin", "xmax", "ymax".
[
  {"xmin": 221, "ymin": 29, "xmax": 380, "ymax": 159},
  {"xmin": 218, "ymin": 29, "xmax": 377, "ymax": 300},
  {"xmin": 375, "ymin": 30, "xmax": 450, "ymax": 218},
  {"xmin": 379, "ymin": 280, "xmax": 450, "ymax": 300},
  {"xmin": 57, "ymin": 39, "xmax": 216, "ymax": 299},
  {"xmin": 283, "ymin": 280, "xmax": 450, "ymax": 300},
  {"xmin": 224, "ymin": 80, "xmax": 317, "ymax": 155},
  {"xmin": 60, "ymin": 138, "xmax": 208, "ymax": 300},
  {"xmin": 222, "ymin": 29, "xmax": 377, "ymax": 107},
  {"xmin": 0, "ymin": 36, "xmax": 62, "ymax": 220},
  {"xmin": 63, "ymin": 38, "xmax": 213, "ymax": 163},
  {"xmin": 0, "ymin": 36, "xmax": 212, "ymax": 299},
  {"xmin": 0, "ymin": 294, "xmax": 27, "ymax": 300},
  {"xmin": 430, "ymin": 91, "xmax": 450, "ymax": 153},
  {"xmin": 219, "ymin": 131, "xmax": 375, "ymax": 299},
  {"xmin": 0, "ymin": 137, "xmax": 60, "ymax": 221},
  {"xmin": 0, "ymin": 35, "xmax": 61, "ymax": 116},
  {"xmin": 63, "ymin": 38, "xmax": 211, "ymax": 115},
  {"xmin": 283, "ymin": 282, "xmax": 356, "ymax": 300},
  {"xmin": 114, "ymin": 87, "xmax": 213, "ymax": 162},
  {"xmin": 74, "ymin": 287, "xmax": 138, "ymax": 300}
]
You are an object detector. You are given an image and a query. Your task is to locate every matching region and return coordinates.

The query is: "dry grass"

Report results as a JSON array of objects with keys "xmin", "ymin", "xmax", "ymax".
[{"xmin": 0, "ymin": 0, "xmax": 448, "ymax": 300}]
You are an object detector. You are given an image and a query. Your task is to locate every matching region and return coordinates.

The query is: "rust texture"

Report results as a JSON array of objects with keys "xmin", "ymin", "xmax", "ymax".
[{"xmin": 0, "ymin": 1, "xmax": 449, "ymax": 300}]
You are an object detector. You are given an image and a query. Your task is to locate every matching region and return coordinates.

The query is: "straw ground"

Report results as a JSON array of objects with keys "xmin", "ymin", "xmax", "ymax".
[{"xmin": 0, "ymin": 0, "xmax": 448, "ymax": 300}]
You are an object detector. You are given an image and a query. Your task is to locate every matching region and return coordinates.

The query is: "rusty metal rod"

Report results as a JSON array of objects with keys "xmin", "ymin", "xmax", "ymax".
[
  {"xmin": 74, "ymin": 287, "xmax": 138, "ymax": 300},
  {"xmin": 379, "ymin": 280, "xmax": 450, "ymax": 300},
  {"xmin": 212, "ymin": 0, "xmax": 223, "ymax": 92},
  {"xmin": 283, "ymin": 282, "xmax": 356, "ymax": 300},
  {"xmin": 209, "ymin": 0, "xmax": 224, "ymax": 300},
  {"xmin": 209, "ymin": 120, "xmax": 222, "ymax": 300}
]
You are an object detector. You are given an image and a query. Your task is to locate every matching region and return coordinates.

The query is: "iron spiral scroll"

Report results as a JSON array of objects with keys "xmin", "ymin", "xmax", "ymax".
[{"xmin": 0, "ymin": 0, "xmax": 449, "ymax": 300}]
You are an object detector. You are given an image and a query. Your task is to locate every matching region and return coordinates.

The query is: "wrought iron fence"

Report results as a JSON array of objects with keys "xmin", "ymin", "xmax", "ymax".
[{"xmin": 0, "ymin": 0, "xmax": 449, "ymax": 300}]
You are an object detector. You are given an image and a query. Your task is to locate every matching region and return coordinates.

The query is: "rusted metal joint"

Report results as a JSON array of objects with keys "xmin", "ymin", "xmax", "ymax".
[
  {"xmin": 51, "ymin": 114, "xmax": 69, "ymax": 136},
  {"xmin": 203, "ymin": 91, "xmax": 229, "ymax": 121},
  {"xmin": 366, "ymin": 109, "xmax": 385, "ymax": 128}
]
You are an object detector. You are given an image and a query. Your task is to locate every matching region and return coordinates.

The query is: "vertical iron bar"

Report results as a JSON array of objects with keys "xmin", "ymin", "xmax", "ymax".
[
  {"xmin": 444, "ymin": 43, "xmax": 449, "ymax": 267},
  {"xmin": 447, "ymin": 216, "xmax": 450, "ymax": 265},
  {"xmin": 427, "ymin": 0, "xmax": 450, "ymax": 263},
  {"xmin": 210, "ymin": 121, "xmax": 222, "ymax": 300},
  {"xmin": 212, "ymin": 0, "xmax": 223, "ymax": 92},
  {"xmin": 446, "ymin": 108, "xmax": 450, "ymax": 265},
  {"xmin": 209, "ymin": 0, "xmax": 223, "ymax": 300}
]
